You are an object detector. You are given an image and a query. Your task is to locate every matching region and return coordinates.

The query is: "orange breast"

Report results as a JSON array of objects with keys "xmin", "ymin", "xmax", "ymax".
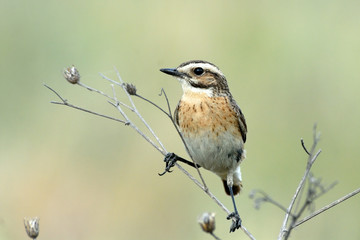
[{"xmin": 177, "ymin": 93, "xmax": 242, "ymax": 140}]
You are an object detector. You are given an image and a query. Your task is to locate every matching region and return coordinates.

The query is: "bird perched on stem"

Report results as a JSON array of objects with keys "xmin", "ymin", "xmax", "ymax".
[{"xmin": 159, "ymin": 60, "xmax": 247, "ymax": 232}]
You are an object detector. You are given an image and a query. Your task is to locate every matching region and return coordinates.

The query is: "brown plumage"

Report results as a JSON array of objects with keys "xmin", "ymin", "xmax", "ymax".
[{"xmin": 160, "ymin": 60, "xmax": 247, "ymax": 232}]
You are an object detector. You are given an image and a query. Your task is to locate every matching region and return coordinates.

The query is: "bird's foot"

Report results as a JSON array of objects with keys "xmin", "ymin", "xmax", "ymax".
[
  {"xmin": 158, "ymin": 153, "xmax": 178, "ymax": 176},
  {"xmin": 227, "ymin": 212, "xmax": 242, "ymax": 233}
]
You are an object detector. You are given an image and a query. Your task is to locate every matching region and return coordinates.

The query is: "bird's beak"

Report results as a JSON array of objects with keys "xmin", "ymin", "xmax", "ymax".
[{"xmin": 160, "ymin": 68, "xmax": 184, "ymax": 78}]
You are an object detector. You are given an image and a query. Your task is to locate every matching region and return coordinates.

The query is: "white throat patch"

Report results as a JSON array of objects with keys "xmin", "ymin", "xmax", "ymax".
[{"xmin": 179, "ymin": 79, "xmax": 213, "ymax": 97}]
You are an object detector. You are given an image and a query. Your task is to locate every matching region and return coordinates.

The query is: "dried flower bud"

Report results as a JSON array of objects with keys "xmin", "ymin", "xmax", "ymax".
[
  {"xmin": 198, "ymin": 212, "xmax": 216, "ymax": 233},
  {"xmin": 123, "ymin": 83, "xmax": 137, "ymax": 95},
  {"xmin": 63, "ymin": 65, "xmax": 80, "ymax": 84},
  {"xmin": 24, "ymin": 217, "xmax": 39, "ymax": 239}
]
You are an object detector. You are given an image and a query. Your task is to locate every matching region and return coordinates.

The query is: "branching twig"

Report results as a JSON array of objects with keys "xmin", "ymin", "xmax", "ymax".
[
  {"xmin": 249, "ymin": 124, "xmax": 359, "ymax": 239},
  {"xmin": 278, "ymin": 125, "xmax": 322, "ymax": 240},
  {"xmin": 125, "ymin": 83, "xmax": 208, "ymax": 190},
  {"xmin": 293, "ymin": 187, "xmax": 360, "ymax": 228},
  {"xmin": 156, "ymin": 88, "xmax": 208, "ymax": 190},
  {"xmin": 101, "ymin": 69, "xmax": 208, "ymax": 189},
  {"xmin": 44, "ymin": 84, "xmax": 128, "ymax": 125},
  {"xmin": 52, "ymin": 66, "xmax": 360, "ymax": 240},
  {"xmin": 46, "ymin": 67, "xmax": 255, "ymax": 240},
  {"xmin": 249, "ymin": 190, "xmax": 293, "ymax": 216},
  {"xmin": 102, "ymin": 70, "xmax": 167, "ymax": 153}
]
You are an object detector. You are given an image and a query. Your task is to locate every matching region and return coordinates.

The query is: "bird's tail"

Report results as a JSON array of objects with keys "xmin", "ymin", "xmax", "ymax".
[{"xmin": 222, "ymin": 180, "xmax": 243, "ymax": 196}]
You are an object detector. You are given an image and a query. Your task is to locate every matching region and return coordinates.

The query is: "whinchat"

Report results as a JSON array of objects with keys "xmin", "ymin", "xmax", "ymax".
[{"xmin": 160, "ymin": 60, "xmax": 247, "ymax": 232}]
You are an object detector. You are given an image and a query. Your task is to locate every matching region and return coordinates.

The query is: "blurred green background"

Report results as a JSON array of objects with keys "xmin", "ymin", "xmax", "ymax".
[{"xmin": 1, "ymin": 0, "xmax": 359, "ymax": 239}]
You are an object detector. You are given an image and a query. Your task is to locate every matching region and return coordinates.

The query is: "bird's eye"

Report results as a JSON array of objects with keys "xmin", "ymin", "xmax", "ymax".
[{"xmin": 193, "ymin": 67, "xmax": 204, "ymax": 76}]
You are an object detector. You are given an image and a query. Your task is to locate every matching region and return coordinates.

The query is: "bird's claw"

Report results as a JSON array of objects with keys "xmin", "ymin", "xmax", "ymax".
[
  {"xmin": 227, "ymin": 212, "xmax": 242, "ymax": 232},
  {"xmin": 158, "ymin": 153, "xmax": 177, "ymax": 176}
]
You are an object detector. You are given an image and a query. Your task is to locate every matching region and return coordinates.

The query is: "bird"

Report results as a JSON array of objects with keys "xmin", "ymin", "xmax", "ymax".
[{"xmin": 159, "ymin": 60, "xmax": 247, "ymax": 232}]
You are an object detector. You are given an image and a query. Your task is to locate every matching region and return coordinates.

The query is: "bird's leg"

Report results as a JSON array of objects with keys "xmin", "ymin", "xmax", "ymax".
[
  {"xmin": 158, "ymin": 152, "xmax": 200, "ymax": 176},
  {"xmin": 226, "ymin": 182, "xmax": 242, "ymax": 232}
]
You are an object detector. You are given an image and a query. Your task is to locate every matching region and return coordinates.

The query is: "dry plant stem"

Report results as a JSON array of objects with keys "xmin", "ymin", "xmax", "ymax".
[
  {"xmin": 44, "ymin": 84, "xmax": 128, "ymax": 124},
  {"xmin": 280, "ymin": 152, "xmax": 321, "ymax": 240},
  {"xmin": 77, "ymin": 81, "xmax": 113, "ymax": 100},
  {"xmin": 211, "ymin": 233, "xmax": 221, "ymax": 240},
  {"xmin": 72, "ymin": 75, "xmax": 167, "ymax": 154},
  {"xmin": 78, "ymin": 81, "xmax": 133, "ymax": 110},
  {"xmin": 252, "ymin": 190, "xmax": 293, "ymax": 216},
  {"xmin": 178, "ymin": 161, "xmax": 255, "ymax": 239},
  {"xmin": 100, "ymin": 70, "xmax": 208, "ymax": 190},
  {"xmin": 45, "ymin": 84, "xmax": 164, "ymax": 155},
  {"xmin": 46, "ymin": 73, "xmax": 255, "ymax": 239},
  {"xmin": 278, "ymin": 126, "xmax": 321, "ymax": 240},
  {"xmin": 140, "ymin": 88, "xmax": 208, "ymax": 190},
  {"xmin": 108, "ymin": 86, "xmax": 166, "ymax": 155},
  {"xmin": 100, "ymin": 71, "xmax": 167, "ymax": 152},
  {"xmin": 293, "ymin": 187, "xmax": 360, "ymax": 228},
  {"xmin": 161, "ymin": 91, "xmax": 209, "ymax": 191},
  {"xmin": 313, "ymin": 181, "xmax": 338, "ymax": 200}
]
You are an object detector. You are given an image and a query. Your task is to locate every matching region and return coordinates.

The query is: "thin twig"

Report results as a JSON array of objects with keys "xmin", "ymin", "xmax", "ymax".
[
  {"xmin": 292, "ymin": 177, "xmax": 306, "ymax": 216},
  {"xmin": 131, "ymin": 84, "xmax": 208, "ymax": 190},
  {"xmin": 77, "ymin": 81, "xmax": 114, "ymax": 100},
  {"xmin": 101, "ymin": 70, "xmax": 167, "ymax": 153},
  {"xmin": 175, "ymin": 163, "xmax": 226, "ymax": 211},
  {"xmin": 313, "ymin": 180, "xmax": 338, "ymax": 200},
  {"xmin": 301, "ymin": 138, "xmax": 310, "ymax": 155},
  {"xmin": 278, "ymin": 149, "xmax": 322, "ymax": 239},
  {"xmin": 77, "ymin": 80, "xmax": 133, "ymax": 110},
  {"xmin": 171, "ymin": 161, "xmax": 254, "ymax": 239},
  {"xmin": 250, "ymin": 190, "xmax": 293, "ymax": 216},
  {"xmin": 108, "ymin": 100, "xmax": 165, "ymax": 155},
  {"xmin": 158, "ymin": 88, "xmax": 208, "ymax": 190},
  {"xmin": 159, "ymin": 88, "xmax": 173, "ymax": 116},
  {"xmin": 293, "ymin": 187, "xmax": 360, "ymax": 228},
  {"xmin": 135, "ymin": 92, "xmax": 171, "ymax": 117},
  {"xmin": 210, "ymin": 233, "xmax": 221, "ymax": 240},
  {"xmin": 46, "ymin": 70, "xmax": 255, "ymax": 240},
  {"xmin": 294, "ymin": 138, "xmax": 312, "ymax": 213},
  {"xmin": 278, "ymin": 125, "xmax": 321, "ymax": 240},
  {"xmin": 44, "ymin": 84, "xmax": 128, "ymax": 124}
]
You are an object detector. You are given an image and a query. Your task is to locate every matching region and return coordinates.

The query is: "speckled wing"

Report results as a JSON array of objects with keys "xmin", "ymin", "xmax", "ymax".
[{"xmin": 229, "ymin": 97, "xmax": 247, "ymax": 143}]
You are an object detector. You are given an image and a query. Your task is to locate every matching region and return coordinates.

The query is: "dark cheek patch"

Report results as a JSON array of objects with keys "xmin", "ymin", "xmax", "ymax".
[{"xmin": 189, "ymin": 80, "xmax": 209, "ymax": 89}]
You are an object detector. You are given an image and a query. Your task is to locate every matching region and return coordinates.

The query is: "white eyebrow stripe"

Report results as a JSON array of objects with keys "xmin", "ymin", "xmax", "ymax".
[{"xmin": 179, "ymin": 63, "xmax": 224, "ymax": 76}]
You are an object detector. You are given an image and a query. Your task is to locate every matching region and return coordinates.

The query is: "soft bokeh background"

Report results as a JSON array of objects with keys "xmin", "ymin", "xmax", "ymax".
[{"xmin": 1, "ymin": 0, "xmax": 359, "ymax": 239}]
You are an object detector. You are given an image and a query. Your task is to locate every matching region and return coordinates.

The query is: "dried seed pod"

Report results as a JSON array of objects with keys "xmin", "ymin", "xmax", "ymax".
[
  {"xmin": 63, "ymin": 65, "xmax": 80, "ymax": 84},
  {"xmin": 124, "ymin": 83, "xmax": 137, "ymax": 95},
  {"xmin": 24, "ymin": 217, "xmax": 39, "ymax": 239},
  {"xmin": 198, "ymin": 212, "xmax": 216, "ymax": 233}
]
